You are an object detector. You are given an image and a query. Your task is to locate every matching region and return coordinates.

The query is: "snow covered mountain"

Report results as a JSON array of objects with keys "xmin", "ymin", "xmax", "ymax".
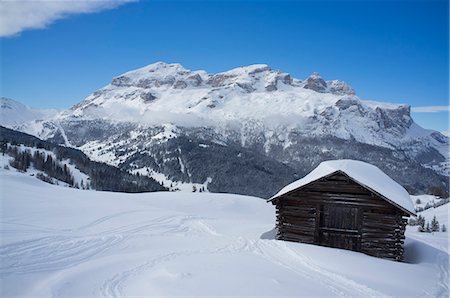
[
  {"xmin": 0, "ymin": 97, "xmax": 58, "ymax": 127},
  {"xmin": 5, "ymin": 62, "xmax": 449, "ymax": 197}
]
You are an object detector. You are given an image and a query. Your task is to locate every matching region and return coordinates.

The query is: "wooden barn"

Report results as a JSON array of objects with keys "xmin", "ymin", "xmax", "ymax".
[{"xmin": 268, "ymin": 160, "xmax": 415, "ymax": 261}]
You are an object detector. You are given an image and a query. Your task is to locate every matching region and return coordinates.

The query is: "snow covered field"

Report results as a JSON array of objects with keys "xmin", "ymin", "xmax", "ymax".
[{"xmin": 0, "ymin": 169, "xmax": 448, "ymax": 297}]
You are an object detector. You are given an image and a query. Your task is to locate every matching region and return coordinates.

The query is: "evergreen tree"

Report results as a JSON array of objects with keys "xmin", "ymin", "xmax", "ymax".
[
  {"xmin": 417, "ymin": 215, "xmax": 425, "ymax": 228},
  {"xmin": 442, "ymin": 224, "xmax": 447, "ymax": 232},
  {"xmin": 425, "ymin": 222, "xmax": 431, "ymax": 233},
  {"xmin": 431, "ymin": 216, "xmax": 440, "ymax": 232},
  {"xmin": 0, "ymin": 141, "xmax": 7, "ymax": 155}
]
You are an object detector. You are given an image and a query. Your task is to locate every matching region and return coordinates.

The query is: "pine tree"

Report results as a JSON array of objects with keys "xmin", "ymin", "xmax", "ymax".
[
  {"xmin": 431, "ymin": 216, "xmax": 440, "ymax": 232},
  {"xmin": 417, "ymin": 215, "xmax": 425, "ymax": 229},
  {"xmin": 192, "ymin": 185, "xmax": 197, "ymax": 192},
  {"xmin": 442, "ymin": 224, "xmax": 447, "ymax": 232},
  {"xmin": 0, "ymin": 141, "xmax": 7, "ymax": 155},
  {"xmin": 425, "ymin": 222, "xmax": 431, "ymax": 233}
]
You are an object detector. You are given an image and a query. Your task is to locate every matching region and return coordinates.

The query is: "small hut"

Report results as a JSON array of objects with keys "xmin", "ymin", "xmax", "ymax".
[{"xmin": 268, "ymin": 160, "xmax": 415, "ymax": 261}]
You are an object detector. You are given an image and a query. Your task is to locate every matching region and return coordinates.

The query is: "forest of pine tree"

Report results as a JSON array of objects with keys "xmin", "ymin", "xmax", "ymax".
[
  {"xmin": 5, "ymin": 145, "xmax": 76, "ymax": 186},
  {"xmin": 1, "ymin": 126, "xmax": 167, "ymax": 193}
]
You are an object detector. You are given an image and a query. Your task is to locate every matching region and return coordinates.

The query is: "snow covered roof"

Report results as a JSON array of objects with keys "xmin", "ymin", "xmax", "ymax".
[{"xmin": 269, "ymin": 159, "xmax": 415, "ymax": 215}]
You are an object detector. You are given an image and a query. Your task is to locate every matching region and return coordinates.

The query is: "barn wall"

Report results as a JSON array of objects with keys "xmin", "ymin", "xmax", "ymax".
[
  {"xmin": 361, "ymin": 211, "xmax": 407, "ymax": 261},
  {"xmin": 275, "ymin": 198, "xmax": 317, "ymax": 244},
  {"xmin": 273, "ymin": 172, "xmax": 409, "ymax": 261}
]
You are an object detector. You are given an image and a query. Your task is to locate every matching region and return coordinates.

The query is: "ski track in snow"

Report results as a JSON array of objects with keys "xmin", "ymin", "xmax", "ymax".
[
  {"xmin": 99, "ymin": 235, "xmax": 386, "ymax": 298},
  {"xmin": 0, "ymin": 234, "xmax": 124, "ymax": 275},
  {"xmin": 0, "ymin": 211, "xmax": 221, "ymax": 277},
  {"xmin": 434, "ymin": 252, "xmax": 449, "ymax": 297},
  {"xmin": 1, "ymin": 209, "xmax": 442, "ymax": 297},
  {"xmin": 2, "ymin": 207, "xmax": 378, "ymax": 297},
  {"xmin": 228, "ymin": 238, "xmax": 387, "ymax": 298},
  {"xmin": 100, "ymin": 237, "xmax": 388, "ymax": 297},
  {"xmin": 101, "ymin": 249, "xmax": 215, "ymax": 298},
  {"xmin": 1, "ymin": 175, "xmax": 448, "ymax": 297}
]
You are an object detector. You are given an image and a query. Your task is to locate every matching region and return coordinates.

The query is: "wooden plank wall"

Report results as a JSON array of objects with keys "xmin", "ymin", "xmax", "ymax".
[
  {"xmin": 276, "ymin": 199, "xmax": 316, "ymax": 244},
  {"xmin": 361, "ymin": 212, "xmax": 407, "ymax": 261},
  {"xmin": 273, "ymin": 172, "xmax": 409, "ymax": 261}
]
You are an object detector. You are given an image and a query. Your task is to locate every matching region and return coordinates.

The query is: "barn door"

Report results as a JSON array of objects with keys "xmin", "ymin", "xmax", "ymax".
[{"xmin": 318, "ymin": 205, "xmax": 361, "ymax": 251}]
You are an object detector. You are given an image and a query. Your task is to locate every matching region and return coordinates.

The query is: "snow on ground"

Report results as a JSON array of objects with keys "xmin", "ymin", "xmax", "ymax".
[
  {"xmin": 0, "ymin": 170, "xmax": 448, "ymax": 297},
  {"xmin": 79, "ymin": 141, "xmax": 128, "ymax": 167},
  {"xmin": 0, "ymin": 97, "xmax": 59, "ymax": 127},
  {"xmin": 131, "ymin": 167, "xmax": 211, "ymax": 192},
  {"xmin": 406, "ymin": 202, "xmax": 449, "ymax": 253},
  {"xmin": 1, "ymin": 145, "xmax": 90, "ymax": 188},
  {"xmin": 412, "ymin": 194, "xmax": 444, "ymax": 210}
]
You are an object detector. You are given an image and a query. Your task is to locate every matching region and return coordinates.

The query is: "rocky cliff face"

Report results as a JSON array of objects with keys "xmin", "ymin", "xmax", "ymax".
[{"xmin": 4, "ymin": 62, "xmax": 448, "ymax": 197}]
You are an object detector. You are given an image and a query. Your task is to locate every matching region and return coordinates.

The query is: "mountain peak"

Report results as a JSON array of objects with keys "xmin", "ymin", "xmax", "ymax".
[
  {"xmin": 304, "ymin": 72, "xmax": 327, "ymax": 92},
  {"xmin": 1, "ymin": 97, "xmax": 29, "ymax": 111},
  {"xmin": 302, "ymin": 72, "xmax": 355, "ymax": 95},
  {"xmin": 0, "ymin": 97, "xmax": 59, "ymax": 127},
  {"xmin": 143, "ymin": 61, "xmax": 187, "ymax": 72},
  {"xmin": 309, "ymin": 71, "xmax": 322, "ymax": 79},
  {"xmin": 121, "ymin": 61, "xmax": 190, "ymax": 78},
  {"xmin": 222, "ymin": 64, "xmax": 272, "ymax": 76}
]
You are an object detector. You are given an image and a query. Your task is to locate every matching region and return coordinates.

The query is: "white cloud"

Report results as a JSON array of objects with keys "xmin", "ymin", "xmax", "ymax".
[
  {"xmin": 411, "ymin": 106, "xmax": 450, "ymax": 113},
  {"xmin": 0, "ymin": 0, "xmax": 134, "ymax": 37}
]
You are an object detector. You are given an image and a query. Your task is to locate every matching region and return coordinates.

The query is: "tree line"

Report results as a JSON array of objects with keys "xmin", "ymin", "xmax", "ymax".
[
  {"xmin": 409, "ymin": 214, "xmax": 446, "ymax": 233},
  {"xmin": 1, "ymin": 126, "xmax": 167, "ymax": 193},
  {"xmin": 5, "ymin": 144, "xmax": 76, "ymax": 186}
]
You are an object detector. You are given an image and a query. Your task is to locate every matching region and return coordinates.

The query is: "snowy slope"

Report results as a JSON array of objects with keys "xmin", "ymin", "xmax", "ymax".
[
  {"xmin": 407, "ymin": 202, "xmax": 449, "ymax": 256},
  {"xmin": 1, "ymin": 170, "xmax": 448, "ymax": 297},
  {"xmin": 0, "ymin": 143, "xmax": 90, "ymax": 188},
  {"xmin": 0, "ymin": 97, "xmax": 59, "ymax": 127},
  {"xmin": 412, "ymin": 194, "xmax": 446, "ymax": 210}
]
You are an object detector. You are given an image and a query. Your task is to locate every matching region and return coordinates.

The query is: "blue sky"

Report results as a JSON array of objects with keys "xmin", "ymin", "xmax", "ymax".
[{"xmin": 1, "ymin": 0, "xmax": 448, "ymax": 132}]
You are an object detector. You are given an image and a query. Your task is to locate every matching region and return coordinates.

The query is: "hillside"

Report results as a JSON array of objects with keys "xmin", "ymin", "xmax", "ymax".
[
  {"xmin": 0, "ymin": 126, "xmax": 166, "ymax": 193},
  {"xmin": 0, "ymin": 168, "xmax": 448, "ymax": 297},
  {"xmin": 0, "ymin": 97, "xmax": 58, "ymax": 127}
]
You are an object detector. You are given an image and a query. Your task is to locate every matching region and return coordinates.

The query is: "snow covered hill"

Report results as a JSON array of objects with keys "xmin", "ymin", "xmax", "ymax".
[
  {"xmin": 0, "ymin": 169, "xmax": 448, "ymax": 297},
  {"xmin": 4, "ymin": 62, "xmax": 449, "ymax": 197},
  {"xmin": 0, "ymin": 126, "xmax": 166, "ymax": 192},
  {"xmin": 0, "ymin": 97, "xmax": 58, "ymax": 127}
]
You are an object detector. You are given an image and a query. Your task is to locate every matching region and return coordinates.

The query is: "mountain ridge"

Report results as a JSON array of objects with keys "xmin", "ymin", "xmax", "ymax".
[{"xmin": 2, "ymin": 62, "xmax": 448, "ymax": 197}]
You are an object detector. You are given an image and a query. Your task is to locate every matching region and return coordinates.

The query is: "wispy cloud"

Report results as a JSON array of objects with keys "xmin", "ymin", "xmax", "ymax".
[
  {"xmin": 411, "ymin": 106, "xmax": 450, "ymax": 113},
  {"xmin": 0, "ymin": 0, "xmax": 134, "ymax": 38}
]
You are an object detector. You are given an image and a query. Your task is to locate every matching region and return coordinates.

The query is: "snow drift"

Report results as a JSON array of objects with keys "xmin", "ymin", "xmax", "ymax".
[{"xmin": 0, "ymin": 168, "xmax": 448, "ymax": 297}]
